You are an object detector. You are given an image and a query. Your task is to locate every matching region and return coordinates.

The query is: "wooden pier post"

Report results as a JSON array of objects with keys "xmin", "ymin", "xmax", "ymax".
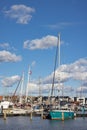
[
  {"xmin": 62, "ymin": 112, "xmax": 64, "ymax": 121},
  {"xmin": 30, "ymin": 107, "xmax": 33, "ymax": 120},
  {"xmin": 30, "ymin": 111, "xmax": 32, "ymax": 120},
  {"xmin": 3, "ymin": 111, "xmax": 7, "ymax": 120},
  {"xmin": 41, "ymin": 106, "xmax": 43, "ymax": 119}
]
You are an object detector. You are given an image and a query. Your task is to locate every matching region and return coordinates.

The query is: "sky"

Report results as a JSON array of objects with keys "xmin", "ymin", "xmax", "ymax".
[{"xmin": 0, "ymin": 0, "xmax": 87, "ymax": 97}]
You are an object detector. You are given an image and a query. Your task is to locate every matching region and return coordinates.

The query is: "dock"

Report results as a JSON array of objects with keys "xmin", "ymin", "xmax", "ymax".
[
  {"xmin": 1, "ymin": 107, "xmax": 87, "ymax": 119},
  {"xmin": 0, "ymin": 107, "xmax": 43, "ymax": 118}
]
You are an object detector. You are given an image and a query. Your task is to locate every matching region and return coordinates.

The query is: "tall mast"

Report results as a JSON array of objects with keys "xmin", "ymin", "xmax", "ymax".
[
  {"xmin": 38, "ymin": 77, "xmax": 42, "ymax": 97},
  {"xmin": 58, "ymin": 34, "xmax": 64, "ymax": 97},
  {"xmin": 58, "ymin": 33, "xmax": 61, "ymax": 109},
  {"xmin": 51, "ymin": 33, "xmax": 60, "ymax": 98},
  {"xmin": 58, "ymin": 33, "xmax": 61, "ymax": 92},
  {"xmin": 58, "ymin": 33, "xmax": 60, "ymax": 68},
  {"xmin": 25, "ymin": 66, "xmax": 31, "ymax": 102},
  {"xmin": 20, "ymin": 72, "xmax": 24, "ymax": 103}
]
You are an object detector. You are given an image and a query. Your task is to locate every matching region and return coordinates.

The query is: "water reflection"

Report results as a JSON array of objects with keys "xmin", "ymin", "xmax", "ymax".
[{"xmin": 0, "ymin": 116, "xmax": 87, "ymax": 130}]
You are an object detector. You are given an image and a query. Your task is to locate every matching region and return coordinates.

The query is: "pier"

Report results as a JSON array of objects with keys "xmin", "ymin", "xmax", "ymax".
[{"xmin": 1, "ymin": 107, "xmax": 87, "ymax": 120}]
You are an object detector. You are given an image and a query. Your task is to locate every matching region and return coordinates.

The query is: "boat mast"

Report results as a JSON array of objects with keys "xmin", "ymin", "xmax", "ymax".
[
  {"xmin": 38, "ymin": 77, "xmax": 42, "ymax": 97},
  {"xmin": 20, "ymin": 72, "xmax": 24, "ymax": 103},
  {"xmin": 58, "ymin": 33, "xmax": 60, "ymax": 68},
  {"xmin": 25, "ymin": 66, "xmax": 31, "ymax": 102},
  {"xmin": 50, "ymin": 33, "xmax": 60, "ymax": 100},
  {"xmin": 57, "ymin": 33, "xmax": 61, "ymax": 107},
  {"xmin": 58, "ymin": 33, "xmax": 61, "ymax": 93}
]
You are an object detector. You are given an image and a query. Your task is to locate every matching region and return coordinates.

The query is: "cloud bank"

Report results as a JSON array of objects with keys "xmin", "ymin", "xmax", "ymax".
[
  {"xmin": 1, "ymin": 58, "xmax": 86, "ymax": 95},
  {"xmin": 43, "ymin": 58, "xmax": 87, "ymax": 83}
]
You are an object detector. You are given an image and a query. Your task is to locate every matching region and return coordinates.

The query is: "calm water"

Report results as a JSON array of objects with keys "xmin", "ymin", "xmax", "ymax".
[{"xmin": 0, "ymin": 116, "xmax": 87, "ymax": 130}]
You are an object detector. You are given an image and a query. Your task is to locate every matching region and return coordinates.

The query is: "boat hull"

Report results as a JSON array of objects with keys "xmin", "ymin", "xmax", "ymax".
[{"xmin": 48, "ymin": 110, "xmax": 74, "ymax": 120}]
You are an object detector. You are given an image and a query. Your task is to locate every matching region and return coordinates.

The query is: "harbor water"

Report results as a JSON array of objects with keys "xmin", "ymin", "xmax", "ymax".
[{"xmin": 0, "ymin": 116, "xmax": 87, "ymax": 130}]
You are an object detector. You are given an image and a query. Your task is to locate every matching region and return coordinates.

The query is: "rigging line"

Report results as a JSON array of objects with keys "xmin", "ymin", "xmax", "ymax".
[
  {"xmin": 51, "ymin": 35, "xmax": 59, "ymax": 97},
  {"xmin": 13, "ymin": 75, "xmax": 22, "ymax": 96}
]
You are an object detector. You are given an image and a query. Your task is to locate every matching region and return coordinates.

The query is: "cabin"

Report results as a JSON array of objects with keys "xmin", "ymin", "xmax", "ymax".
[{"xmin": 0, "ymin": 101, "xmax": 13, "ymax": 109}]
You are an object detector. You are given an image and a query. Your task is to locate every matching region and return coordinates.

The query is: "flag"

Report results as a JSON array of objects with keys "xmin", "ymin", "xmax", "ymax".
[{"xmin": 29, "ymin": 70, "xmax": 32, "ymax": 75}]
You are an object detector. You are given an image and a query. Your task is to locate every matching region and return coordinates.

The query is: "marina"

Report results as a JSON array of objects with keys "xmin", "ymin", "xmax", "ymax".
[
  {"xmin": 0, "ymin": 103, "xmax": 87, "ymax": 119},
  {"xmin": 0, "ymin": 34, "xmax": 86, "ymax": 120},
  {"xmin": 0, "ymin": 0, "xmax": 86, "ymax": 129}
]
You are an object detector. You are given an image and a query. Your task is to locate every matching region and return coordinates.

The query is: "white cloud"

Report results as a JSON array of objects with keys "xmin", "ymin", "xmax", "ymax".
[
  {"xmin": 0, "ymin": 43, "xmax": 17, "ymax": 51},
  {"xmin": 59, "ymin": 58, "xmax": 87, "ymax": 81},
  {"xmin": 24, "ymin": 35, "xmax": 59, "ymax": 50},
  {"xmin": 0, "ymin": 43, "xmax": 10, "ymax": 49},
  {"xmin": 65, "ymin": 58, "xmax": 87, "ymax": 73},
  {"xmin": 72, "ymin": 72, "xmax": 87, "ymax": 81},
  {"xmin": 43, "ymin": 58, "xmax": 87, "ymax": 84},
  {"xmin": 4, "ymin": 4, "xmax": 35, "ymax": 24},
  {"xmin": 43, "ymin": 71, "xmax": 71, "ymax": 85},
  {"xmin": 0, "ymin": 50, "xmax": 22, "ymax": 62},
  {"xmin": 1, "ymin": 75, "xmax": 20, "ymax": 87}
]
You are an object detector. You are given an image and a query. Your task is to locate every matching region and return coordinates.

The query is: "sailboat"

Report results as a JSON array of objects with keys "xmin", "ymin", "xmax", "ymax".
[{"xmin": 47, "ymin": 34, "xmax": 74, "ymax": 120}]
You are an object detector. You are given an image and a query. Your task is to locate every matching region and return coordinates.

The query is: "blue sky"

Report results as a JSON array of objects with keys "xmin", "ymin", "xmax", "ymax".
[{"xmin": 0, "ymin": 0, "xmax": 87, "ymax": 97}]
